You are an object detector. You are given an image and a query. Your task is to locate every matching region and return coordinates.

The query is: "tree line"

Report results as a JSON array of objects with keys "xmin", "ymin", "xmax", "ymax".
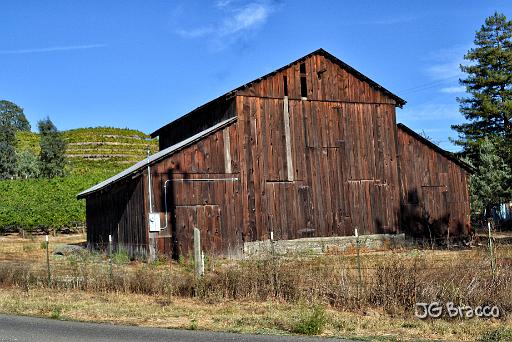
[{"xmin": 0, "ymin": 100, "xmax": 66, "ymax": 180}]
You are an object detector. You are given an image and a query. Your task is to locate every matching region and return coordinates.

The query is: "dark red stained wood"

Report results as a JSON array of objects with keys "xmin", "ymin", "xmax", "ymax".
[
  {"xmin": 85, "ymin": 175, "xmax": 147, "ymax": 257},
  {"xmin": 397, "ymin": 126, "xmax": 471, "ymax": 238},
  {"xmin": 84, "ymin": 52, "xmax": 470, "ymax": 259}
]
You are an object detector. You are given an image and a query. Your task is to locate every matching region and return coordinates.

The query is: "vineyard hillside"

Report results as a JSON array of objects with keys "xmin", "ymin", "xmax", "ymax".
[{"xmin": 1, "ymin": 127, "xmax": 158, "ymax": 232}]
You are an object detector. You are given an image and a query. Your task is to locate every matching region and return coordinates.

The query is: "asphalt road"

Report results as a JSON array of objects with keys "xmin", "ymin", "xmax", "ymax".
[{"xmin": 0, "ymin": 314, "xmax": 354, "ymax": 342}]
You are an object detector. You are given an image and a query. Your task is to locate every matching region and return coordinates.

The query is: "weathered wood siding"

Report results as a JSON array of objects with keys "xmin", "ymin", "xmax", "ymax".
[
  {"xmin": 237, "ymin": 54, "xmax": 397, "ymax": 105},
  {"xmin": 85, "ymin": 51, "xmax": 471, "ymax": 258},
  {"xmin": 149, "ymin": 122, "xmax": 243, "ymax": 257},
  {"xmin": 234, "ymin": 54, "xmax": 401, "ymax": 243},
  {"xmin": 85, "ymin": 175, "xmax": 147, "ymax": 257},
  {"xmin": 397, "ymin": 126, "xmax": 471, "ymax": 239},
  {"xmin": 157, "ymin": 98, "xmax": 236, "ymax": 150},
  {"xmin": 235, "ymin": 96, "xmax": 400, "ymax": 242}
]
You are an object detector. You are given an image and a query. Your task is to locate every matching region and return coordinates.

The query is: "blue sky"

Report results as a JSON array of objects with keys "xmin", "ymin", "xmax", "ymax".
[{"xmin": 1, "ymin": 1, "xmax": 511, "ymax": 151}]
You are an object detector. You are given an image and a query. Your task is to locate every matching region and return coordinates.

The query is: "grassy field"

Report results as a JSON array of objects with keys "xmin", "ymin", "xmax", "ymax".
[{"xmin": 1, "ymin": 233, "xmax": 512, "ymax": 341}]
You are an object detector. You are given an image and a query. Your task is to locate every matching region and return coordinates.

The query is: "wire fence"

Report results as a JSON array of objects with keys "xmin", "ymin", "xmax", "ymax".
[{"xmin": 1, "ymin": 226, "xmax": 512, "ymax": 315}]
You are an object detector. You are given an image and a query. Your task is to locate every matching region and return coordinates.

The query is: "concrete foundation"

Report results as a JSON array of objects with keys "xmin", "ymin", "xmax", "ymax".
[{"xmin": 243, "ymin": 233, "xmax": 406, "ymax": 257}]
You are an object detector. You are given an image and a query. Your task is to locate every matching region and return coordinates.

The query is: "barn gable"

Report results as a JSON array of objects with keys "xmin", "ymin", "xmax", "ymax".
[
  {"xmin": 236, "ymin": 49, "xmax": 404, "ymax": 106},
  {"xmin": 151, "ymin": 48, "xmax": 405, "ymax": 151}
]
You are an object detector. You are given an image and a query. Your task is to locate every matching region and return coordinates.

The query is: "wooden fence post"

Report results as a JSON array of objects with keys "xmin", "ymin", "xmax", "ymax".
[
  {"xmin": 45, "ymin": 235, "xmax": 51, "ymax": 287},
  {"xmin": 108, "ymin": 234, "xmax": 113, "ymax": 282},
  {"xmin": 194, "ymin": 228, "xmax": 204, "ymax": 277},
  {"xmin": 355, "ymin": 228, "xmax": 362, "ymax": 304},
  {"xmin": 488, "ymin": 221, "xmax": 496, "ymax": 280}
]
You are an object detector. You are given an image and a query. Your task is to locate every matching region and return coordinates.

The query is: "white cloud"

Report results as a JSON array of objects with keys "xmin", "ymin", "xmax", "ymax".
[
  {"xmin": 425, "ymin": 45, "xmax": 469, "ymax": 80},
  {"xmin": 175, "ymin": 1, "xmax": 274, "ymax": 47},
  {"xmin": 0, "ymin": 44, "xmax": 107, "ymax": 54},
  {"xmin": 215, "ymin": 0, "xmax": 233, "ymax": 8},
  {"xmin": 369, "ymin": 15, "xmax": 418, "ymax": 25},
  {"xmin": 440, "ymin": 86, "xmax": 466, "ymax": 94},
  {"xmin": 398, "ymin": 103, "xmax": 461, "ymax": 122},
  {"xmin": 176, "ymin": 27, "xmax": 214, "ymax": 38},
  {"xmin": 219, "ymin": 3, "xmax": 270, "ymax": 36}
]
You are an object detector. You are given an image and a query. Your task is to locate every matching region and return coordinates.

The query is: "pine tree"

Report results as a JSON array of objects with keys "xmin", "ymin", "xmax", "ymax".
[
  {"xmin": 38, "ymin": 118, "xmax": 66, "ymax": 178},
  {"xmin": 452, "ymin": 12, "xmax": 512, "ymax": 213},
  {"xmin": 452, "ymin": 12, "xmax": 512, "ymax": 168}
]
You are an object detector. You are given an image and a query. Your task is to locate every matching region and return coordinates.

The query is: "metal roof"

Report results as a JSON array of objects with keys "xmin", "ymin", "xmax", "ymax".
[
  {"xmin": 77, "ymin": 117, "xmax": 238, "ymax": 199},
  {"xmin": 151, "ymin": 48, "xmax": 406, "ymax": 138}
]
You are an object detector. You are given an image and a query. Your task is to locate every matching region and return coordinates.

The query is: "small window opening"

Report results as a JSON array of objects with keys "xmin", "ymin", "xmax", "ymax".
[
  {"xmin": 317, "ymin": 69, "xmax": 326, "ymax": 80},
  {"xmin": 283, "ymin": 76, "xmax": 288, "ymax": 96},
  {"xmin": 299, "ymin": 62, "xmax": 306, "ymax": 74},
  {"xmin": 300, "ymin": 76, "xmax": 308, "ymax": 98}
]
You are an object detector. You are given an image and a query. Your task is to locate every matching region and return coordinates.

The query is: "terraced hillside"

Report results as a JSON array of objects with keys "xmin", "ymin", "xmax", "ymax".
[
  {"xmin": 17, "ymin": 127, "xmax": 158, "ymax": 164},
  {"xmin": 1, "ymin": 128, "xmax": 158, "ymax": 232}
]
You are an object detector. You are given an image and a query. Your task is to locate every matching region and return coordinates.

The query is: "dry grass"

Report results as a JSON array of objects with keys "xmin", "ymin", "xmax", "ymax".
[
  {"xmin": 0, "ymin": 232, "xmax": 85, "ymax": 262},
  {"xmin": 1, "ymin": 233, "xmax": 512, "ymax": 341},
  {"xmin": 0, "ymin": 288, "xmax": 510, "ymax": 341}
]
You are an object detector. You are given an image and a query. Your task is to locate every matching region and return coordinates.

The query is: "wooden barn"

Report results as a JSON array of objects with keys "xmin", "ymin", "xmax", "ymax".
[{"xmin": 77, "ymin": 48, "xmax": 472, "ymax": 258}]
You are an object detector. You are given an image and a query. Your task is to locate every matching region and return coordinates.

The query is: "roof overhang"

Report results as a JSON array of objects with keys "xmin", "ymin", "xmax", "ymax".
[{"xmin": 77, "ymin": 117, "xmax": 238, "ymax": 199}]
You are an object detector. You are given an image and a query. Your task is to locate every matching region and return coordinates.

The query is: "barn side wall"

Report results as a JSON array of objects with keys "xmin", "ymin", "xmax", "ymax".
[
  {"xmin": 397, "ymin": 127, "xmax": 471, "ymax": 240},
  {"xmin": 236, "ymin": 95, "xmax": 401, "ymax": 242},
  {"xmin": 86, "ymin": 175, "xmax": 148, "ymax": 257},
  {"xmin": 148, "ymin": 121, "xmax": 243, "ymax": 258},
  {"xmin": 233, "ymin": 54, "xmax": 402, "ymax": 242}
]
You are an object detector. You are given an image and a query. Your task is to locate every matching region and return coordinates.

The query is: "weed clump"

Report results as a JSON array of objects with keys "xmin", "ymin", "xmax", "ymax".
[{"xmin": 292, "ymin": 304, "xmax": 327, "ymax": 335}]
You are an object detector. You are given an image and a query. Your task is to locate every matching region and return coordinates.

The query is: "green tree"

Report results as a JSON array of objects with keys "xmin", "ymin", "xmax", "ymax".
[
  {"xmin": 38, "ymin": 118, "xmax": 66, "ymax": 178},
  {"xmin": 453, "ymin": 12, "xmax": 512, "ymax": 164},
  {"xmin": 0, "ymin": 100, "xmax": 28, "ymax": 179},
  {"xmin": 452, "ymin": 12, "xmax": 512, "ymax": 213},
  {"xmin": 15, "ymin": 150, "xmax": 40, "ymax": 179},
  {"xmin": 465, "ymin": 139, "xmax": 512, "ymax": 218},
  {"xmin": 0, "ymin": 100, "xmax": 31, "ymax": 132},
  {"xmin": 0, "ymin": 123, "xmax": 16, "ymax": 179}
]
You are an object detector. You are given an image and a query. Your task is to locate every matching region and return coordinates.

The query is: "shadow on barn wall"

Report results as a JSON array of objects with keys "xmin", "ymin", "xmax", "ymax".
[{"xmin": 395, "ymin": 189, "xmax": 467, "ymax": 246}]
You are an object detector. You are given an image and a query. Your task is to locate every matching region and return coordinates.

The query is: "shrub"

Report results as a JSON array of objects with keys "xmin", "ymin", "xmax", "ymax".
[
  {"xmin": 480, "ymin": 327, "xmax": 512, "ymax": 342},
  {"xmin": 292, "ymin": 304, "xmax": 327, "ymax": 335},
  {"xmin": 15, "ymin": 150, "xmax": 40, "ymax": 179},
  {"xmin": 112, "ymin": 249, "xmax": 130, "ymax": 265},
  {"xmin": 50, "ymin": 306, "xmax": 62, "ymax": 320}
]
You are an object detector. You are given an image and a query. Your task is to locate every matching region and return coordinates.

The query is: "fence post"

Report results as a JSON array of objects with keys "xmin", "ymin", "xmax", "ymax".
[
  {"xmin": 45, "ymin": 234, "xmax": 51, "ymax": 287},
  {"xmin": 108, "ymin": 234, "xmax": 113, "ymax": 282},
  {"xmin": 193, "ymin": 228, "xmax": 204, "ymax": 277},
  {"xmin": 488, "ymin": 221, "xmax": 496, "ymax": 280},
  {"xmin": 270, "ymin": 231, "xmax": 279, "ymax": 297},
  {"xmin": 355, "ymin": 228, "xmax": 362, "ymax": 304}
]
